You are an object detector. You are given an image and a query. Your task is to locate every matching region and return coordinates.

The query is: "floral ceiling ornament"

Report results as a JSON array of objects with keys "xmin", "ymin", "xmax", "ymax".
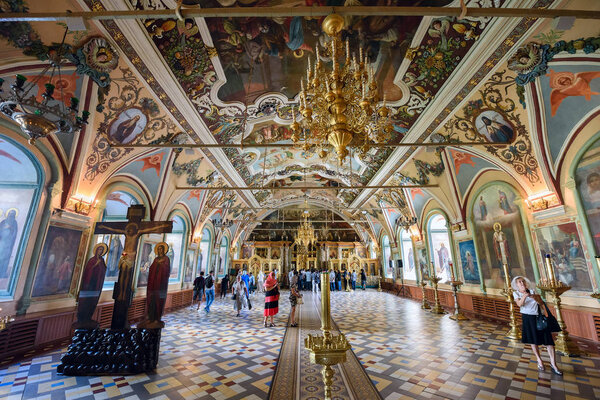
[
  {"xmin": 507, "ymin": 37, "xmax": 600, "ymax": 107},
  {"xmin": 395, "ymin": 148, "xmax": 445, "ymax": 185},
  {"xmin": 442, "ymin": 70, "xmax": 540, "ymax": 183}
]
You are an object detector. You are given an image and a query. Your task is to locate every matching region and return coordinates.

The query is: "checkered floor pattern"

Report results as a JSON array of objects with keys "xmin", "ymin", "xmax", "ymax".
[{"xmin": 1, "ymin": 290, "xmax": 599, "ymax": 399}]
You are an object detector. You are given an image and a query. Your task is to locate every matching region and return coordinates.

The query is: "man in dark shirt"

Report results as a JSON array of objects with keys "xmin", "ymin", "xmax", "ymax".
[
  {"xmin": 193, "ymin": 271, "xmax": 205, "ymax": 310},
  {"xmin": 335, "ymin": 269, "xmax": 342, "ymax": 291}
]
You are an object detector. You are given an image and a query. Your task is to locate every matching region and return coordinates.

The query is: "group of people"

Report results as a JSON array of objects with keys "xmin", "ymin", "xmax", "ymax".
[{"xmin": 327, "ymin": 268, "xmax": 367, "ymax": 291}]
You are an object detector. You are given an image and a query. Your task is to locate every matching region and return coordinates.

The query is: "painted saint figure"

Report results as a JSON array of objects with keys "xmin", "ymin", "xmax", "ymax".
[
  {"xmin": 0, "ymin": 209, "xmax": 18, "ymax": 279},
  {"xmin": 481, "ymin": 115, "xmax": 514, "ymax": 143},
  {"xmin": 478, "ymin": 196, "xmax": 488, "ymax": 221},
  {"xmin": 437, "ymin": 242, "xmax": 450, "ymax": 277},
  {"xmin": 75, "ymin": 243, "xmax": 108, "ymax": 328},
  {"xmin": 113, "ymin": 114, "xmax": 141, "ymax": 143},
  {"xmin": 139, "ymin": 242, "xmax": 171, "ymax": 329},
  {"xmin": 493, "ymin": 222, "xmax": 511, "ymax": 265},
  {"xmin": 498, "ymin": 190, "xmax": 513, "ymax": 214}
]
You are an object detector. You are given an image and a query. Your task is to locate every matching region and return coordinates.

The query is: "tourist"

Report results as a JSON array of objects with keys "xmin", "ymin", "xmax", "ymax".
[
  {"xmin": 312, "ymin": 269, "xmax": 320, "ymax": 293},
  {"xmin": 512, "ymin": 276, "xmax": 562, "ymax": 375},
  {"xmin": 232, "ymin": 274, "xmax": 248, "ymax": 317},
  {"xmin": 341, "ymin": 269, "xmax": 347, "ymax": 290},
  {"xmin": 219, "ymin": 273, "xmax": 229, "ymax": 299},
  {"xmin": 257, "ymin": 269, "xmax": 265, "ymax": 293},
  {"xmin": 335, "ymin": 269, "xmax": 342, "ymax": 291},
  {"xmin": 204, "ymin": 270, "xmax": 215, "ymax": 313},
  {"xmin": 351, "ymin": 270, "xmax": 357, "ymax": 291},
  {"xmin": 263, "ymin": 271, "xmax": 279, "ymax": 327},
  {"xmin": 289, "ymin": 270, "xmax": 301, "ymax": 327},
  {"xmin": 361, "ymin": 268, "xmax": 367, "ymax": 290},
  {"xmin": 288, "ymin": 269, "xmax": 294, "ymax": 288},
  {"xmin": 248, "ymin": 272, "xmax": 256, "ymax": 295},
  {"xmin": 241, "ymin": 270, "xmax": 250, "ymax": 292},
  {"xmin": 300, "ymin": 269, "xmax": 306, "ymax": 291},
  {"xmin": 329, "ymin": 269, "xmax": 335, "ymax": 291},
  {"xmin": 193, "ymin": 271, "xmax": 205, "ymax": 310}
]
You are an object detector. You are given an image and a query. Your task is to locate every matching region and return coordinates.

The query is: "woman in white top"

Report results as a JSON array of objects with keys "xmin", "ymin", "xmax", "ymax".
[
  {"xmin": 512, "ymin": 276, "xmax": 562, "ymax": 375},
  {"xmin": 232, "ymin": 275, "xmax": 249, "ymax": 317},
  {"xmin": 257, "ymin": 270, "xmax": 265, "ymax": 294}
]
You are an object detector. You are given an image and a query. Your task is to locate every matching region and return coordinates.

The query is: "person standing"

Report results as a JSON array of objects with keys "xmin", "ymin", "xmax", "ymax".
[
  {"xmin": 263, "ymin": 272, "xmax": 279, "ymax": 327},
  {"xmin": 351, "ymin": 270, "xmax": 357, "ymax": 291},
  {"xmin": 204, "ymin": 270, "xmax": 215, "ymax": 314},
  {"xmin": 289, "ymin": 270, "xmax": 301, "ymax": 327},
  {"xmin": 241, "ymin": 270, "xmax": 250, "ymax": 292},
  {"xmin": 219, "ymin": 273, "xmax": 229, "ymax": 299},
  {"xmin": 512, "ymin": 276, "xmax": 562, "ymax": 375},
  {"xmin": 361, "ymin": 268, "xmax": 367, "ymax": 290},
  {"xmin": 288, "ymin": 269, "xmax": 294, "ymax": 289},
  {"xmin": 248, "ymin": 272, "xmax": 256, "ymax": 295},
  {"xmin": 335, "ymin": 269, "xmax": 342, "ymax": 291},
  {"xmin": 257, "ymin": 269, "xmax": 265, "ymax": 294},
  {"xmin": 312, "ymin": 269, "xmax": 320, "ymax": 293},
  {"xmin": 193, "ymin": 271, "xmax": 205, "ymax": 310},
  {"xmin": 329, "ymin": 269, "xmax": 335, "ymax": 291},
  {"xmin": 232, "ymin": 275, "xmax": 249, "ymax": 317}
]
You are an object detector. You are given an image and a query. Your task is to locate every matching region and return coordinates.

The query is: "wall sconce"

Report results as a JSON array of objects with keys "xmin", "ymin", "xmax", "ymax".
[
  {"xmin": 450, "ymin": 222, "xmax": 465, "ymax": 232},
  {"xmin": 66, "ymin": 195, "xmax": 98, "ymax": 215},
  {"xmin": 0, "ymin": 308, "xmax": 14, "ymax": 332},
  {"xmin": 192, "ymin": 232, "xmax": 203, "ymax": 244},
  {"xmin": 525, "ymin": 192, "xmax": 558, "ymax": 212}
]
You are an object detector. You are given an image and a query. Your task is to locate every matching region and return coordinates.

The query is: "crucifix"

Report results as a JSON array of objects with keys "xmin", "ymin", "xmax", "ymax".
[{"xmin": 94, "ymin": 205, "xmax": 172, "ymax": 329}]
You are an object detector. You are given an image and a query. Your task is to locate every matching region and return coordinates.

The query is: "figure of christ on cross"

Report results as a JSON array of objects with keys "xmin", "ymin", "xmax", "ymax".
[{"xmin": 94, "ymin": 205, "xmax": 172, "ymax": 329}]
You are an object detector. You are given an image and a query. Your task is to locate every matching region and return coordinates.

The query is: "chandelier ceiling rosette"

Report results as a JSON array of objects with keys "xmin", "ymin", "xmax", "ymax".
[
  {"xmin": 290, "ymin": 13, "xmax": 394, "ymax": 161},
  {"xmin": 295, "ymin": 212, "xmax": 317, "ymax": 248}
]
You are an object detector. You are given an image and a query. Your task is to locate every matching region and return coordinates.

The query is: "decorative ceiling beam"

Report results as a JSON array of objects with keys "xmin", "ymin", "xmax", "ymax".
[
  {"xmin": 2, "ymin": 7, "xmax": 598, "ymax": 21},
  {"xmin": 112, "ymin": 141, "xmax": 508, "ymax": 149},
  {"xmin": 176, "ymin": 184, "xmax": 437, "ymax": 190}
]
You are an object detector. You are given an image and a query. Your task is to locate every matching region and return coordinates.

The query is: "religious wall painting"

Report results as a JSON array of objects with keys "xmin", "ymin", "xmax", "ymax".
[
  {"xmin": 416, "ymin": 245, "xmax": 428, "ymax": 279},
  {"xmin": 165, "ymin": 232, "xmax": 183, "ymax": 280},
  {"xmin": 457, "ymin": 239, "xmax": 480, "ymax": 285},
  {"xmin": 474, "ymin": 110, "xmax": 515, "ymax": 143},
  {"xmin": 136, "ymin": 240, "xmax": 156, "ymax": 288},
  {"xmin": 32, "ymin": 225, "xmax": 86, "ymax": 298},
  {"xmin": 98, "ymin": 234, "xmax": 125, "ymax": 286},
  {"xmin": 184, "ymin": 249, "xmax": 195, "ymax": 283},
  {"xmin": 401, "ymin": 236, "xmax": 416, "ymax": 281},
  {"xmin": 471, "ymin": 184, "xmax": 535, "ymax": 289},
  {"xmin": 575, "ymin": 138, "xmax": 600, "ymax": 254},
  {"xmin": 108, "ymin": 108, "xmax": 148, "ymax": 144},
  {"xmin": 533, "ymin": 222, "xmax": 592, "ymax": 292}
]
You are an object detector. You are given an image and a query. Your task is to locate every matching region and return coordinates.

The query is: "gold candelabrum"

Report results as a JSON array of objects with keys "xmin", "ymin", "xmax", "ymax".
[
  {"xmin": 377, "ymin": 275, "xmax": 382, "ymax": 292},
  {"xmin": 591, "ymin": 256, "xmax": 600, "ymax": 300},
  {"xmin": 290, "ymin": 13, "xmax": 393, "ymax": 161},
  {"xmin": 449, "ymin": 280, "xmax": 469, "ymax": 321},
  {"xmin": 0, "ymin": 308, "xmax": 15, "ymax": 331},
  {"xmin": 537, "ymin": 255, "xmax": 582, "ymax": 356},
  {"xmin": 428, "ymin": 263, "xmax": 445, "ymax": 314},
  {"xmin": 420, "ymin": 277, "xmax": 431, "ymax": 309},
  {"xmin": 305, "ymin": 272, "xmax": 352, "ymax": 400},
  {"xmin": 344, "ymin": 274, "xmax": 350, "ymax": 292},
  {"xmin": 500, "ymin": 262, "xmax": 522, "ymax": 341}
]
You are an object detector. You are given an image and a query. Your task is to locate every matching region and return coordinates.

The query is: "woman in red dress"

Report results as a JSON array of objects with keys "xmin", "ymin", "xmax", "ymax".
[{"xmin": 263, "ymin": 272, "xmax": 279, "ymax": 327}]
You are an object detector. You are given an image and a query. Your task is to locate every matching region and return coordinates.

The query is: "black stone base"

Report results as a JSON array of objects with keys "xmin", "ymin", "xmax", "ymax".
[{"xmin": 57, "ymin": 328, "xmax": 161, "ymax": 376}]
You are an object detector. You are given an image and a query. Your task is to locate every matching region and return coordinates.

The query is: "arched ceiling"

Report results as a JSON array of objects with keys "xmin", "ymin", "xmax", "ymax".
[{"xmin": 0, "ymin": 0, "xmax": 597, "ymax": 247}]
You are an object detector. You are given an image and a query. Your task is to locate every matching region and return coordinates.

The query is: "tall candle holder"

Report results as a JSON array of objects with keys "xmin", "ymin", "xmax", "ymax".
[
  {"xmin": 305, "ymin": 272, "xmax": 351, "ymax": 400},
  {"xmin": 449, "ymin": 280, "xmax": 468, "ymax": 321},
  {"xmin": 591, "ymin": 256, "xmax": 600, "ymax": 300},
  {"xmin": 538, "ymin": 256, "xmax": 581, "ymax": 356},
  {"xmin": 345, "ymin": 274, "xmax": 351, "ymax": 292},
  {"xmin": 500, "ymin": 262, "xmax": 521, "ymax": 341},
  {"xmin": 428, "ymin": 274, "xmax": 445, "ymax": 314},
  {"xmin": 377, "ymin": 275, "xmax": 382, "ymax": 292},
  {"xmin": 420, "ymin": 278, "xmax": 431, "ymax": 309}
]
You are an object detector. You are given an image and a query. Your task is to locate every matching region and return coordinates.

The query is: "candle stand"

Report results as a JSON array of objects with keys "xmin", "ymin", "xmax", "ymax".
[
  {"xmin": 449, "ymin": 280, "xmax": 468, "ymax": 321},
  {"xmin": 305, "ymin": 273, "xmax": 351, "ymax": 400},
  {"xmin": 420, "ymin": 278, "xmax": 431, "ymax": 310},
  {"xmin": 345, "ymin": 275, "xmax": 351, "ymax": 292},
  {"xmin": 500, "ymin": 262, "xmax": 521, "ymax": 341},
  {"xmin": 538, "ymin": 279, "xmax": 582, "ymax": 357},
  {"xmin": 429, "ymin": 275, "xmax": 446, "ymax": 314},
  {"xmin": 377, "ymin": 275, "xmax": 382, "ymax": 292}
]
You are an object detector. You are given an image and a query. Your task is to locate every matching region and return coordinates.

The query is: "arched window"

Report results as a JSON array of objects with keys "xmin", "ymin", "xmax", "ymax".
[
  {"xmin": 471, "ymin": 184, "xmax": 534, "ymax": 289},
  {"xmin": 427, "ymin": 214, "xmax": 452, "ymax": 282},
  {"xmin": 400, "ymin": 229, "xmax": 416, "ymax": 281},
  {"xmin": 94, "ymin": 190, "xmax": 138, "ymax": 288},
  {"xmin": 218, "ymin": 236, "xmax": 229, "ymax": 276},
  {"xmin": 0, "ymin": 135, "xmax": 43, "ymax": 296},
  {"xmin": 165, "ymin": 215, "xmax": 186, "ymax": 282},
  {"xmin": 198, "ymin": 227, "xmax": 211, "ymax": 274},
  {"xmin": 382, "ymin": 235, "xmax": 392, "ymax": 278}
]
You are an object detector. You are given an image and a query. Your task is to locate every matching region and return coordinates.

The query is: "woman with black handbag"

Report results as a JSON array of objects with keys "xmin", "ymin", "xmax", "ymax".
[{"xmin": 512, "ymin": 276, "xmax": 562, "ymax": 375}]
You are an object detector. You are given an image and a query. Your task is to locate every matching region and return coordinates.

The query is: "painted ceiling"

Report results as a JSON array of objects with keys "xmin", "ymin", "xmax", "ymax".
[{"xmin": 0, "ymin": 0, "xmax": 599, "ymax": 247}]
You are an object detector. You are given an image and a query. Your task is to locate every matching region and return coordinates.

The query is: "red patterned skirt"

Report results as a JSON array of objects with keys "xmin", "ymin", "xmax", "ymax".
[{"xmin": 264, "ymin": 287, "xmax": 279, "ymax": 316}]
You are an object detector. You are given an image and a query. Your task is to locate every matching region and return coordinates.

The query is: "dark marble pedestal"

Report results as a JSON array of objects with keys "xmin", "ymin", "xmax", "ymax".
[{"xmin": 57, "ymin": 328, "xmax": 161, "ymax": 376}]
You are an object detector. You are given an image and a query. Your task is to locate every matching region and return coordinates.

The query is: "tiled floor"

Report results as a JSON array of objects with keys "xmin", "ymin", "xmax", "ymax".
[{"xmin": 0, "ymin": 290, "xmax": 599, "ymax": 399}]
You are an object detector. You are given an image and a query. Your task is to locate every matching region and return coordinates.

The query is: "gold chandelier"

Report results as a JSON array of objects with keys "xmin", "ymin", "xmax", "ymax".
[
  {"xmin": 290, "ymin": 13, "xmax": 394, "ymax": 161},
  {"xmin": 295, "ymin": 213, "xmax": 317, "ymax": 248}
]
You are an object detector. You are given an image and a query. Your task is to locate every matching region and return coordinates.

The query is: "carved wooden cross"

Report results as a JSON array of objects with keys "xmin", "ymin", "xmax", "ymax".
[{"xmin": 94, "ymin": 205, "xmax": 172, "ymax": 329}]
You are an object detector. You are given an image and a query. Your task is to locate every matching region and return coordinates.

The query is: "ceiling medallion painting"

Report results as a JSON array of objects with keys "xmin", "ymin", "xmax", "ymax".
[{"xmin": 442, "ymin": 70, "xmax": 540, "ymax": 183}]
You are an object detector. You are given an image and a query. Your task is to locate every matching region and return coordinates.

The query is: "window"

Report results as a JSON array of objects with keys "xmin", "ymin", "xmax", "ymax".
[
  {"xmin": 218, "ymin": 236, "xmax": 229, "ymax": 276},
  {"xmin": 427, "ymin": 214, "xmax": 452, "ymax": 282},
  {"xmin": 0, "ymin": 135, "xmax": 43, "ymax": 296},
  {"xmin": 94, "ymin": 191, "xmax": 138, "ymax": 288},
  {"xmin": 400, "ymin": 229, "xmax": 416, "ymax": 281},
  {"xmin": 382, "ymin": 235, "xmax": 392, "ymax": 278},
  {"xmin": 198, "ymin": 227, "xmax": 211, "ymax": 274},
  {"xmin": 165, "ymin": 215, "xmax": 186, "ymax": 282}
]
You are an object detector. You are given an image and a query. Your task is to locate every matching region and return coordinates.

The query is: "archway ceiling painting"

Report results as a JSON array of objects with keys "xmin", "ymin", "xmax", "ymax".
[{"xmin": 1, "ymin": 0, "xmax": 589, "ymax": 245}]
